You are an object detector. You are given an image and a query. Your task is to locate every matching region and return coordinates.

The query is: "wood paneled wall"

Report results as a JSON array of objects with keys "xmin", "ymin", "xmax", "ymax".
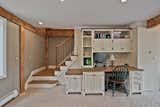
[
  {"xmin": 147, "ymin": 15, "xmax": 160, "ymax": 28},
  {"xmin": 46, "ymin": 28, "xmax": 74, "ymax": 37}
]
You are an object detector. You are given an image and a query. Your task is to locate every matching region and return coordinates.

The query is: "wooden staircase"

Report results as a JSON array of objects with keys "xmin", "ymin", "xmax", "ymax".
[
  {"xmin": 27, "ymin": 55, "xmax": 78, "ymax": 88},
  {"xmin": 28, "ymin": 69, "xmax": 58, "ymax": 88}
]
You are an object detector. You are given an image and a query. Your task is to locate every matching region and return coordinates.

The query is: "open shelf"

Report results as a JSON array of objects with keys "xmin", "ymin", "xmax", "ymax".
[
  {"xmin": 83, "ymin": 57, "xmax": 92, "ymax": 66},
  {"xmin": 94, "ymin": 31, "xmax": 112, "ymax": 39},
  {"xmin": 83, "ymin": 47, "xmax": 92, "ymax": 56},
  {"xmin": 113, "ymin": 31, "xmax": 130, "ymax": 39},
  {"xmin": 83, "ymin": 37, "xmax": 92, "ymax": 47},
  {"xmin": 83, "ymin": 31, "xmax": 92, "ymax": 37}
]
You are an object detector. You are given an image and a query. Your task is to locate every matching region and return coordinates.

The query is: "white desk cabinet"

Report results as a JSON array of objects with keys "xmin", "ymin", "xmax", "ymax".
[
  {"xmin": 65, "ymin": 75, "xmax": 82, "ymax": 94},
  {"xmin": 82, "ymin": 72, "xmax": 105, "ymax": 96},
  {"xmin": 129, "ymin": 71, "xmax": 143, "ymax": 95}
]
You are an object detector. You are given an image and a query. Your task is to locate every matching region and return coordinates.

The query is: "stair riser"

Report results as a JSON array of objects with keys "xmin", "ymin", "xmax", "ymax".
[
  {"xmin": 54, "ymin": 71, "xmax": 61, "ymax": 75},
  {"xmin": 57, "ymin": 71, "xmax": 67, "ymax": 85},
  {"xmin": 60, "ymin": 66, "xmax": 68, "ymax": 71},
  {"xmin": 65, "ymin": 61, "xmax": 72, "ymax": 66},
  {"xmin": 28, "ymin": 84, "xmax": 57, "ymax": 88},
  {"xmin": 32, "ymin": 76, "xmax": 57, "ymax": 81},
  {"xmin": 71, "ymin": 56, "xmax": 77, "ymax": 61}
]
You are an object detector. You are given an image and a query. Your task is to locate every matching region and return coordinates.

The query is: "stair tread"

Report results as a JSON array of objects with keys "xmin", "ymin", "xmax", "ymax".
[
  {"xmin": 33, "ymin": 69, "xmax": 55, "ymax": 76},
  {"xmin": 72, "ymin": 55, "xmax": 78, "ymax": 56},
  {"xmin": 29, "ymin": 80, "xmax": 58, "ymax": 84}
]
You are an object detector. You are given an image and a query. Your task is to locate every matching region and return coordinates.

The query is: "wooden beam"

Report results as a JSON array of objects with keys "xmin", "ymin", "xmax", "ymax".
[
  {"xmin": 0, "ymin": 6, "xmax": 46, "ymax": 36},
  {"xmin": 45, "ymin": 31, "xmax": 49, "ymax": 69},
  {"xmin": 46, "ymin": 28, "xmax": 74, "ymax": 37},
  {"xmin": 0, "ymin": 6, "xmax": 74, "ymax": 37},
  {"xmin": 19, "ymin": 26, "xmax": 25, "ymax": 95},
  {"xmin": 147, "ymin": 15, "xmax": 160, "ymax": 28}
]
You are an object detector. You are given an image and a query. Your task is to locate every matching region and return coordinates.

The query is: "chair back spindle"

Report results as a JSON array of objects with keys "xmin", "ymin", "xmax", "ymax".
[{"xmin": 112, "ymin": 65, "xmax": 129, "ymax": 81}]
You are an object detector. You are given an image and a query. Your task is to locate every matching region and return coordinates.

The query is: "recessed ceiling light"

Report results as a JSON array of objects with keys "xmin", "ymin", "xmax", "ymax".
[
  {"xmin": 60, "ymin": 0, "xmax": 64, "ymax": 2},
  {"xmin": 38, "ymin": 21, "xmax": 43, "ymax": 25},
  {"xmin": 121, "ymin": 0, "xmax": 127, "ymax": 3}
]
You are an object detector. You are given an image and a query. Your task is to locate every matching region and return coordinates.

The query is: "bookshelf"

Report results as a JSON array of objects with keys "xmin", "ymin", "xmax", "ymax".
[
  {"xmin": 81, "ymin": 29, "xmax": 132, "ymax": 67},
  {"xmin": 82, "ymin": 30, "xmax": 93, "ymax": 67}
]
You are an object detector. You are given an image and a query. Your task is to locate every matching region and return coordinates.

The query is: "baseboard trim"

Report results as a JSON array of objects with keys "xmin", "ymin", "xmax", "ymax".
[
  {"xmin": 25, "ymin": 66, "xmax": 46, "ymax": 90},
  {"xmin": 0, "ymin": 90, "xmax": 18, "ymax": 107}
]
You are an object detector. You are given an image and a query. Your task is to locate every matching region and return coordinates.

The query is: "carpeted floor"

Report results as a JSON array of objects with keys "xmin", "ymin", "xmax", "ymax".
[{"xmin": 5, "ymin": 86, "xmax": 160, "ymax": 107}]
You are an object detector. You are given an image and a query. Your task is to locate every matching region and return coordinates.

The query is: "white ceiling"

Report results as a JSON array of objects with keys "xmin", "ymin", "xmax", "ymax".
[{"xmin": 0, "ymin": 0, "xmax": 160, "ymax": 28}]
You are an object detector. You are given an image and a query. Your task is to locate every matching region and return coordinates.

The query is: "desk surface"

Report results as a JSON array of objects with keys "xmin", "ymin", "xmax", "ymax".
[{"xmin": 66, "ymin": 66, "xmax": 144, "ymax": 75}]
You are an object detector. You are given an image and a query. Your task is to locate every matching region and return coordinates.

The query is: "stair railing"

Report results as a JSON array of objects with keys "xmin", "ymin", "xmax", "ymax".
[{"xmin": 55, "ymin": 37, "xmax": 74, "ymax": 68}]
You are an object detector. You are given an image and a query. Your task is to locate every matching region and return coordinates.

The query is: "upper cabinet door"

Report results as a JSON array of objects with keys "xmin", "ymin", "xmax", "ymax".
[
  {"xmin": 103, "ymin": 39, "xmax": 113, "ymax": 52},
  {"xmin": 113, "ymin": 30, "xmax": 132, "ymax": 52},
  {"xmin": 93, "ymin": 39, "xmax": 104, "ymax": 52},
  {"xmin": 113, "ymin": 39, "xmax": 131, "ymax": 52}
]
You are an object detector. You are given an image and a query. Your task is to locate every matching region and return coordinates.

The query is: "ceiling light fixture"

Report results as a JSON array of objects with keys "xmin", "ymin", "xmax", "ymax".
[
  {"xmin": 38, "ymin": 21, "xmax": 43, "ymax": 25},
  {"xmin": 121, "ymin": 0, "xmax": 127, "ymax": 3},
  {"xmin": 60, "ymin": 0, "xmax": 64, "ymax": 2}
]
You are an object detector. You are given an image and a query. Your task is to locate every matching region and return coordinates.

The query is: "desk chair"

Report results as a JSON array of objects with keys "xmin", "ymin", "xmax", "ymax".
[{"xmin": 110, "ymin": 65, "xmax": 129, "ymax": 96}]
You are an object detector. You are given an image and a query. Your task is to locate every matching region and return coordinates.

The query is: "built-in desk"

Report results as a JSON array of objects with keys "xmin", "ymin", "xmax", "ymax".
[
  {"xmin": 66, "ymin": 66, "xmax": 143, "ymax": 75},
  {"xmin": 65, "ymin": 66, "xmax": 144, "ymax": 96}
]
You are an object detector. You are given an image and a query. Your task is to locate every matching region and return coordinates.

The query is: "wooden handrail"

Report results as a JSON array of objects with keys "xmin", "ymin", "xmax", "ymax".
[{"xmin": 56, "ymin": 37, "xmax": 72, "ymax": 48}]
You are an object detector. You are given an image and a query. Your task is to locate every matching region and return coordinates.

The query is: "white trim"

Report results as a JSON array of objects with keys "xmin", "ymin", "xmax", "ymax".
[
  {"xmin": 0, "ymin": 17, "xmax": 7, "ymax": 79},
  {"xmin": 28, "ymin": 84, "xmax": 57, "ymax": 88},
  {"xmin": 32, "ymin": 76, "xmax": 57, "ymax": 81},
  {"xmin": 48, "ymin": 65, "xmax": 56, "ymax": 69},
  {"xmin": 0, "ymin": 90, "xmax": 18, "ymax": 107},
  {"xmin": 25, "ymin": 66, "xmax": 46, "ymax": 90}
]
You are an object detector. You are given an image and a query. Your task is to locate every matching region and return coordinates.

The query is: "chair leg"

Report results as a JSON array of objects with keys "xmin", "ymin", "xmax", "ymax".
[
  {"xmin": 124, "ymin": 83, "xmax": 128, "ymax": 96},
  {"xmin": 112, "ymin": 82, "xmax": 116, "ymax": 96}
]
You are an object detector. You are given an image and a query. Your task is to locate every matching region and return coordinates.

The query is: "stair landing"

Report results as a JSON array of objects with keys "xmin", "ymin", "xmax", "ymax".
[{"xmin": 33, "ymin": 68, "xmax": 56, "ymax": 76}]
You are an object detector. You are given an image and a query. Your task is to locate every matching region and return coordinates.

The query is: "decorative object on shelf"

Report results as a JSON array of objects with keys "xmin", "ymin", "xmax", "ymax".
[
  {"xmin": 94, "ymin": 52, "xmax": 107, "ymax": 67},
  {"xmin": 95, "ymin": 31, "xmax": 111, "ymax": 39},
  {"xmin": 110, "ymin": 54, "xmax": 116, "ymax": 67},
  {"xmin": 84, "ymin": 57, "xmax": 92, "ymax": 66}
]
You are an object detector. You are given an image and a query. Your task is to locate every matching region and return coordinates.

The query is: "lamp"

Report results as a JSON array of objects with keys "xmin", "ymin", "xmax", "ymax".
[{"xmin": 110, "ymin": 54, "xmax": 115, "ymax": 67}]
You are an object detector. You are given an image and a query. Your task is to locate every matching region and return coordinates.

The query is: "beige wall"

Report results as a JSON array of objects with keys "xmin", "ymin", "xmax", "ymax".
[
  {"xmin": 0, "ymin": 21, "xmax": 20, "ymax": 98},
  {"xmin": 48, "ymin": 37, "xmax": 68, "ymax": 66},
  {"xmin": 24, "ymin": 29, "xmax": 45, "ymax": 81}
]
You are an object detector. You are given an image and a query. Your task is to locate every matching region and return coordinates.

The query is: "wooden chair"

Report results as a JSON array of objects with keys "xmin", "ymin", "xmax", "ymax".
[{"xmin": 110, "ymin": 65, "xmax": 129, "ymax": 96}]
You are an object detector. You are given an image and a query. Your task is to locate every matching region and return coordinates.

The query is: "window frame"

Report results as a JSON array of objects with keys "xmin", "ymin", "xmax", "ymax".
[{"xmin": 0, "ymin": 16, "xmax": 7, "ymax": 79}]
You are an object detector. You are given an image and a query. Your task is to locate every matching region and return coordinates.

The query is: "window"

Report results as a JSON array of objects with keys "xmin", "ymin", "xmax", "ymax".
[{"xmin": 0, "ymin": 16, "xmax": 7, "ymax": 79}]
